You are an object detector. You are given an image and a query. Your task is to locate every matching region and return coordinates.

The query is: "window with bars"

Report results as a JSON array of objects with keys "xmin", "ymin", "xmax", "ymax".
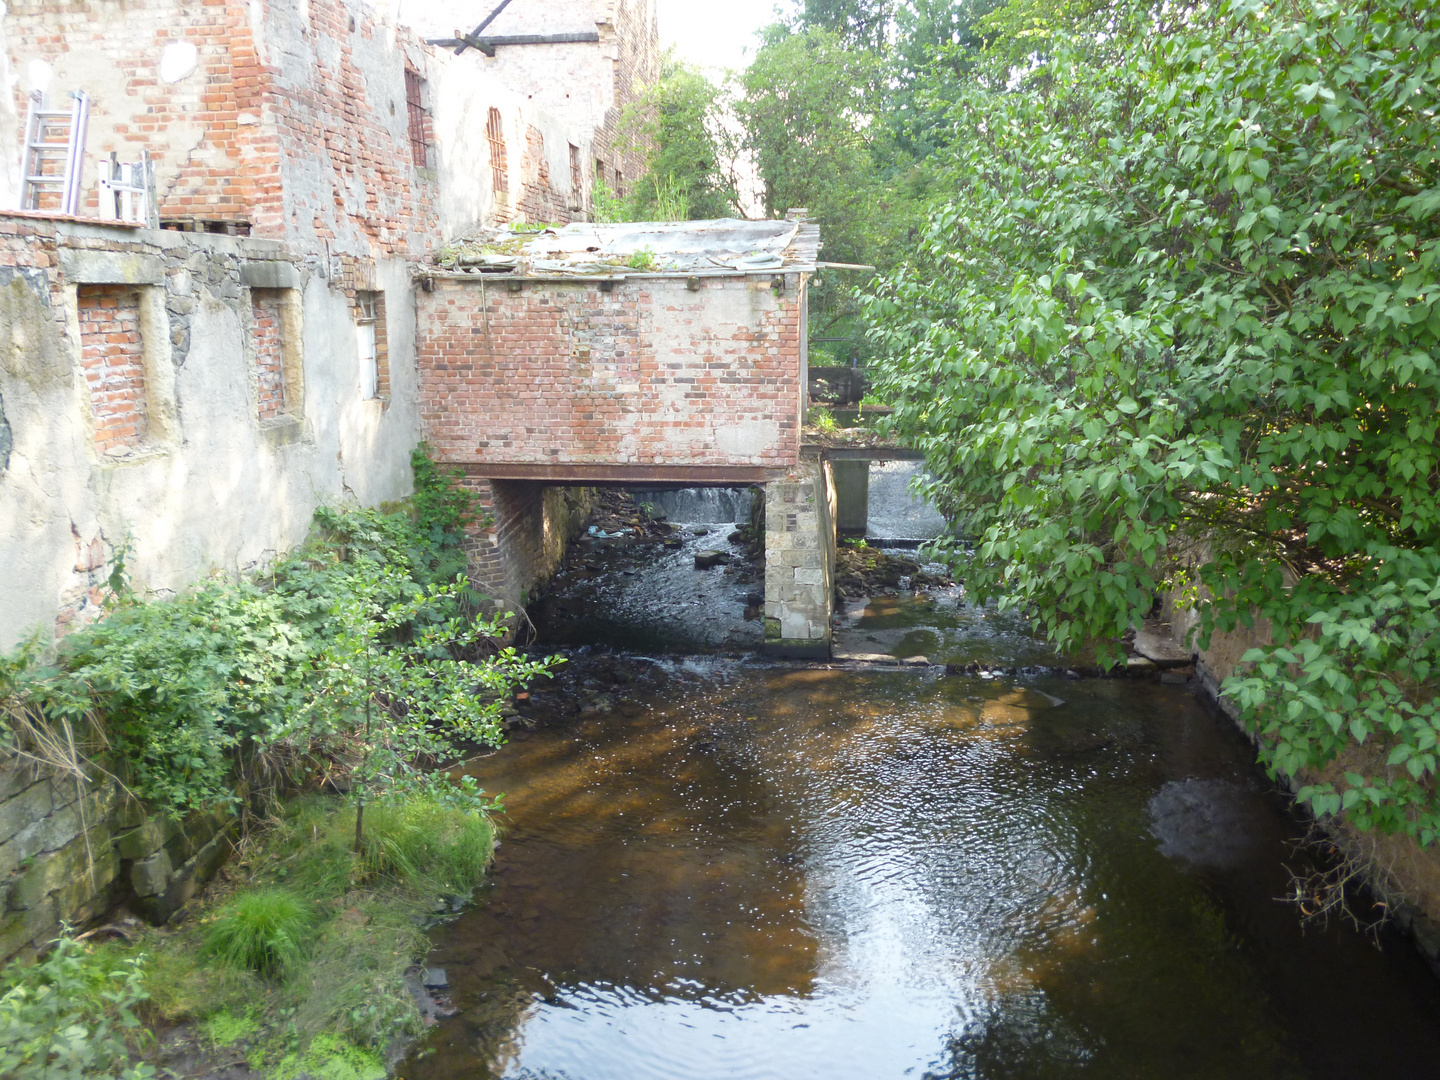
[
  {"xmin": 405, "ymin": 69, "xmax": 428, "ymax": 168},
  {"xmin": 487, "ymin": 108, "xmax": 508, "ymax": 194},
  {"xmin": 569, "ymin": 144, "xmax": 582, "ymax": 198}
]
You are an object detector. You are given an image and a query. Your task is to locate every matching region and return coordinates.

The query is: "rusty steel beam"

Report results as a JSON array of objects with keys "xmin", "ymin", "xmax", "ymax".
[
  {"xmin": 815, "ymin": 445, "xmax": 925, "ymax": 462},
  {"xmin": 455, "ymin": 462, "xmax": 784, "ymax": 484}
]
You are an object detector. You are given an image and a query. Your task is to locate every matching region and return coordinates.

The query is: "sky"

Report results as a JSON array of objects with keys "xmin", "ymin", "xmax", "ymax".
[{"xmin": 656, "ymin": 0, "xmax": 783, "ymax": 75}]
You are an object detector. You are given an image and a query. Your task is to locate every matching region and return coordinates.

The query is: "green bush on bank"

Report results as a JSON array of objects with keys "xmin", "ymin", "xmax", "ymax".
[
  {"xmin": 866, "ymin": 0, "xmax": 1440, "ymax": 842},
  {"xmin": 0, "ymin": 931, "xmax": 154, "ymax": 1080},
  {"xmin": 2, "ymin": 444, "xmax": 535, "ymax": 819},
  {"xmin": 0, "ymin": 445, "xmax": 538, "ymax": 1074}
]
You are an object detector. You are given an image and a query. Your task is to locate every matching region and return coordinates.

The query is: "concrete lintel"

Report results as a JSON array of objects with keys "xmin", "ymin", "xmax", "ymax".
[
  {"xmin": 58, "ymin": 249, "xmax": 164, "ymax": 286},
  {"xmin": 240, "ymin": 261, "xmax": 300, "ymax": 290},
  {"xmin": 458, "ymin": 462, "xmax": 783, "ymax": 484}
]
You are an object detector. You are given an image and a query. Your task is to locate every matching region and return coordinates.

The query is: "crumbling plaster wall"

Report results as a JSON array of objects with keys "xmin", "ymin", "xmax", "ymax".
[
  {"xmin": 426, "ymin": 50, "xmax": 580, "ymax": 232},
  {"xmin": 396, "ymin": 0, "xmax": 658, "ymax": 225},
  {"xmin": 260, "ymin": 0, "xmax": 439, "ymax": 256},
  {"xmin": 0, "ymin": 7, "xmax": 18, "ymax": 211},
  {"xmin": 0, "ymin": 216, "xmax": 420, "ymax": 653}
]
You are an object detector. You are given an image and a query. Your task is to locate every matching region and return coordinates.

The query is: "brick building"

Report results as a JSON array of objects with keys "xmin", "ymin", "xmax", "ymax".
[
  {"xmin": 415, "ymin": 216, "xmax": 831, "ymax": 633},
  {"xmin": 0, "ymin": 0, "xmax": 667, "ymax": 960},
  {"xmin": 0, "ymin": 0, "xmax": 660, "ymax": 654}
]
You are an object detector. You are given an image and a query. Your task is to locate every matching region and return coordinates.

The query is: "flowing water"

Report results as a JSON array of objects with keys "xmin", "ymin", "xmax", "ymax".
[
  {"xmin": 400, "ymin": 496, "xmax": 1440, "ymax": 1080},
  {"xmin": 866, "ymin": 462, "xmax": 950, "ymax": 543}
]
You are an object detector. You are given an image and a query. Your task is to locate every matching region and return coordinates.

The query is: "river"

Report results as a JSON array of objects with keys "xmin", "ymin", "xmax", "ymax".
[{"xmin": 400, "ymin": 500, "xmax": 1440, "ymax": 1080}]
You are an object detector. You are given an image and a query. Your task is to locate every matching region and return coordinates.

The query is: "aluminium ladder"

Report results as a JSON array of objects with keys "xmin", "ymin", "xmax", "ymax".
[
  {"xmin": 20, "ymin": 91, "xmax": 90, "ymax": 215},
  {"xmin": 98, "ymin": 151, "xmax": 156, "ymax": 227}
]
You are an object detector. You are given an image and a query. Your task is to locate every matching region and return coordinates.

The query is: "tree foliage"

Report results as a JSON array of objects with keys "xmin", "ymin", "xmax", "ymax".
[
  {"xmin": 865, "ymin": 0, "xmax": 1440, "ymax": 839},
  {"xmin": 738, "ymin": 27, "xmax": 886, "ymax": 265},
  {"xmin": 613, "ymin": 55, "xmax": 739, "ymax": 221}
]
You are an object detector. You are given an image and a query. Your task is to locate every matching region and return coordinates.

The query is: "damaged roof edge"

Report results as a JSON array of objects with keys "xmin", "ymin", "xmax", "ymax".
[{"xmin": 429, "ymin": 218, "xmax": 822, "ymax": 279}]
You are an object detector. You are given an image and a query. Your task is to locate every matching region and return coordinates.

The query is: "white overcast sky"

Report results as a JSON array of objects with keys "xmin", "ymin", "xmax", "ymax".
[{"xmin": 656, "ymin": 1, "xmax": 784, "ymax": 75}]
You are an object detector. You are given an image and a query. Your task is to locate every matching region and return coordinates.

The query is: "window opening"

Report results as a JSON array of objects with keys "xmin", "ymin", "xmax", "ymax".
[
  {"xmin": 569, "ymin": 143, "xmax": 582, "ymax": 197},
  {"xmin": 355, "ymin": 291, "xmax": 388, "ymax": 401},
  {"xmin": 487, "ymin": 108, "xmax": 508, "ymax": 193},
  {"xmin": 78, "ymin": 285, "xmax": 147, "ymax": 452},
  {"xmin": 614, "ymin": 167, "xmax": 624, "ymax": 199},
  {"xmin": 252, "ymin": 289, "xmax": 289, "ymax": 420},
  {"xmin": 405, "ymin": 69, "xmax": 429, "ymax": 167}
]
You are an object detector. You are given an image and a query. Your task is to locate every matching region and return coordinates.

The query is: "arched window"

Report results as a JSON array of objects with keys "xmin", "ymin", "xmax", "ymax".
[{"xmin": 486, "ymin": 108, "xmax": 508, "ymax": 194}]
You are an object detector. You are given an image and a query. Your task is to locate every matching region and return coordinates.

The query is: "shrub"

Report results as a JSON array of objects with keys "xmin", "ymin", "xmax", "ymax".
[
  {"xmin": 0, "ymin": 930, "xmax": 153, "ymax": 1080},
  {"xmin": 204, "ymin": 888, "xmax": 316, "ymax": 978}
]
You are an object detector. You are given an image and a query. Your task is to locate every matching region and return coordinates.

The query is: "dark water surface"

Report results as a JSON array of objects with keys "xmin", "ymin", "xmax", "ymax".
[{"xmin": 404, "ymin": 654, "xmax": 1440, "ymax": 1079}]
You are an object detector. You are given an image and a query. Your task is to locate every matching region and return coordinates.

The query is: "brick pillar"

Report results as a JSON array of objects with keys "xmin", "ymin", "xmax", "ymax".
[
  {"xmin": 457, "ymin": 478, "xmax": 596, "ymax": 625},
  {"xmin": 763, "ymin": 460, "xmax": 836, "ymax": 659},
  {"xmin": 458, "ymin": 476, "xmax": 511, "ymax": 612}
]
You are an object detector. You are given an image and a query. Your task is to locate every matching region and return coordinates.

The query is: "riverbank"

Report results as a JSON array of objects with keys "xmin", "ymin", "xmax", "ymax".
[{"xmin": 0, "ymin": 790, "xmax": 496, "ymax": 1080}]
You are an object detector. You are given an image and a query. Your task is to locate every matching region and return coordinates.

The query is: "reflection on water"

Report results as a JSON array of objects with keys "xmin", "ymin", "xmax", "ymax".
[{"xmin": 403, "ymin": 661, "xmax": 1440, "ymax": 1080}]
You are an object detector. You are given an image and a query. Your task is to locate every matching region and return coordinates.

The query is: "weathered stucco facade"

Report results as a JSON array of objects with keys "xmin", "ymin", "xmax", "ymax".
[
  {"xmin": 0, "ymin": 214, "xmax": 422, "ymax": 650},
  {"xmin": 0, "ymin": 0, "xmax": 660, "ymax": 653}
]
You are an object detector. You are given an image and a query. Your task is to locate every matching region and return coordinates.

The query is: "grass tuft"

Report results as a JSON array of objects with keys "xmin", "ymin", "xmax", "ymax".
[{"xmin": 204, "ymin": 888, "xmax": 316, "ymax": 978}]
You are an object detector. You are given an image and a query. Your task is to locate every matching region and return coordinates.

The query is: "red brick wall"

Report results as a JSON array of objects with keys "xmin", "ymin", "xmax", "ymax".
[
  {"xmin": 77, "ymin": 285, "xmax": 147, "ymax": 453},
  {"xmin": 252, "ymin": 290, "xmax": 286, "ymax": 420},
  {"xmin": 418, "ymin": 275, "xmax": 803, "ymax": 468},
  {"xmin": 457, "ymin": 477, "xmax": 595, "ymax": 609},
  {"xmin": 6, "ymin": 0, "xmax": 438, "ymax": 253},
  {"xmin": 6, "ymin": 0, "xmax": 283, "ymax": 230},
  {"xmin": 265, "ymin": 0, "xmax": 438, "ymax": 255}
]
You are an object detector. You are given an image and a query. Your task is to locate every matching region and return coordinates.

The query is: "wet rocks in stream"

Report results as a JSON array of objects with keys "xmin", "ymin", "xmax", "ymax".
[{"xmin": 835, "ymin": 542, "xmax": 951, "ymax": 599}]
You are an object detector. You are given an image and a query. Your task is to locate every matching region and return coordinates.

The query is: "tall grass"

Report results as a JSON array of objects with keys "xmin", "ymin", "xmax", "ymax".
[
  {"xmin": 204, "ymin": 888, "xmax": 316, "ymax": 978},
  {"xmin": 126, "ymin": 791, "xmax": 498, "ymax": 1063}
]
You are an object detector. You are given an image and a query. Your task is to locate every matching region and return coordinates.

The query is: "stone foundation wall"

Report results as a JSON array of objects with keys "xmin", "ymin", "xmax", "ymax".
[
  {"xmin": 0, "ymin": 762, "xmax": 235, "ymax": 962},
  {"xmin": 763, "ymin": 460, "xmax": 835, "ymax": 658}
]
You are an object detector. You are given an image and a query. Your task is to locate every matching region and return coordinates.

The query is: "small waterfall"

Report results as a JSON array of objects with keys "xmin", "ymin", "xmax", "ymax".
[
  {"xmin": 866, "ymin": 461, "xmax": 949, "ymax": 542},
  {"xmin": 631, "ymin": 487, "xmax": 753, "ymax": 524}
]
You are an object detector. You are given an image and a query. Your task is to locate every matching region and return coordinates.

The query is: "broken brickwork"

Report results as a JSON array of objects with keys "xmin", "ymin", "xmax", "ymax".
[
  {"xmin": 77, "ymin": 284, "xmax": 147, "ymax": 452},
  {"xmin": 418, "ymin": 275, "xmax": 804, "ymax": 470}
]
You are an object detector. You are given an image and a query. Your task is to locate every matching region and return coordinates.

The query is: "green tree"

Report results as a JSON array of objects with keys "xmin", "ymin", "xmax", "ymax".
[
  {"xmin": 791, "ymin": 0, "xmax": 895, "ymax": 50},
  {"xmin": 865, "ymin": 0, "xmax": 1440, "ymax": 839},
  {"xmin": 612, "ymin": 55, "xmax": 738, "ymax": 222},
  {"xmin": 299, "ymin": 565, "xmax": 554, "ymax": 850},
  {"xmin": 738, "ymin": 27, "xmax": 885, "ymax": 264}
]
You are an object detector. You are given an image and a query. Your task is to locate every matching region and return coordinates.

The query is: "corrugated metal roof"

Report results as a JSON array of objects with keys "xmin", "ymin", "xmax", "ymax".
[{"xmin": 433, "ymin": 217, "xmax": 823, "ymax": 278}]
